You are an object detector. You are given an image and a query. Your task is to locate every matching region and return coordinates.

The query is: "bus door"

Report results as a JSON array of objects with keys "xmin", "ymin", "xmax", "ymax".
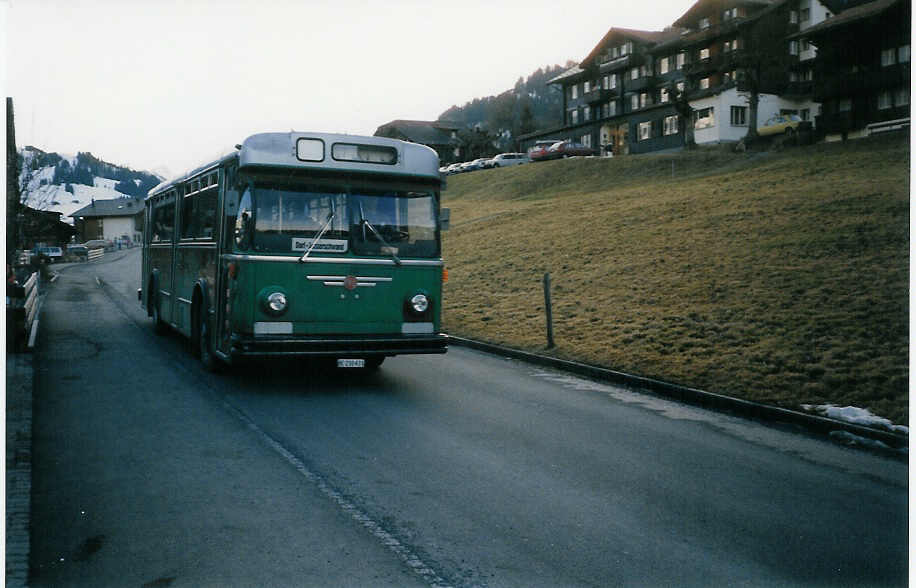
[{"xmin": 149, "ymin": 191, "xmax": 177, "ymax": 324}]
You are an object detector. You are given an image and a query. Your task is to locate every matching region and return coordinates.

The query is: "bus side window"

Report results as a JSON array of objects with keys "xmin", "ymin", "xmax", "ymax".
[
  {"xmin": 181, "ymin": 193, "xmax": 196, "ymax": 239},
  {"xmin": 196, "ymin": 186, "xmax": 218, "ymax": 239}
]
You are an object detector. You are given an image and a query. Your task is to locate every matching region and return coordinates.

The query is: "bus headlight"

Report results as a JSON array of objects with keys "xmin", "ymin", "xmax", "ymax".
[
  {"xmin": 265, "ymin": 292, "xmax": 288, "ymax": 315},
  {"xmin": 409, "ymin": 293, "xmax": 429, "ymax": 314}
]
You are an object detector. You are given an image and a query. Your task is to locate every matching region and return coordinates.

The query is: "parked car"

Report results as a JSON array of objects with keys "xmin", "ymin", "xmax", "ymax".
[
  {"xmin": 66, "ymin": 244, "xmax": 89, "ymax": 260},
  {"xmin": 757, "ymin": 114, "xmax": 811, "ymax": 137},
  {"xmin": 489, "ymin": 153, "xmax": 530, "ymax": 168},
  {"xmin": 471, "ymin": 158, "xmax": 491, "ymax": 171},
  {"xmin": 546, "ymin": 140, "xmax": 597, "ymax": 159},
  {"xmin": 36, "ymin": 246, "xmax": 63, "ymax": 263},
  {"xmin": 528, "ymin": 140, "xmax": 562, "ymax": 162},
  {"xmin": 445, "ymin": 163, "xmax": 463, "ymax": 175},
  {"xmin": 83, "ymin": 239, "xmax": 112, "ymax": 250}
]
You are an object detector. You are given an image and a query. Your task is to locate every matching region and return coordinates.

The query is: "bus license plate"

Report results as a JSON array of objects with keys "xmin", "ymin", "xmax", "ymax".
[{"xmin": 337, "ymin": 358, "xmax": 365, "ymax": 368}]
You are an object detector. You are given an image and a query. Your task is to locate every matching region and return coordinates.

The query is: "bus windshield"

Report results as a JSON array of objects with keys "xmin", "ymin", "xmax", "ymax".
[{"xmin": 235, "ymin": 183, "xmax": 439, "ymax": 258}]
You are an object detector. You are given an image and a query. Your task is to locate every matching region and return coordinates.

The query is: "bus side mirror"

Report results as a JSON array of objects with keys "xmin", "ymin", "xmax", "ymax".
[{"xmin": 439, "ymin": 208, "xmax": 451, "ymax": 231}]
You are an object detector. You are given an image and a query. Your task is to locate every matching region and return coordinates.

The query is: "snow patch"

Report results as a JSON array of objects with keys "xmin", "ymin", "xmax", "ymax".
[{"xmin": 802, "ymin": 404, "xmax": 908, "ymax": 435}]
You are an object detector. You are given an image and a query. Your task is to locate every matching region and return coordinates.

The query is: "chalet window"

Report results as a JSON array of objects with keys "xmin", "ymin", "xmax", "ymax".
[
  {"xmin": 700, "ymin": 77, "xmax": 711, "ymax": 89},
  {"xmin": 898, "ymin": 45, "xmax": 910, "ymax": 62},
  {"xmin": 659, "ymin": 56, "xmax": 670, "ymax": 74},
  {"xmin": 631, "ymin": 94, "xmax": 640, "ymax": 110},
  {"xmin": 789, "ymin": 10, "xmax": 798, "ymax": 23},
  {"xmin": 801, "ymin": 109, "xmax": 810, "ymax": 121},
  {"xmin": 677, "ymin": 81, "xmax": 686, "ymax": 93},
  {"xmin": 584, "ymin": 107, "xmax": 592, "ymax": 121},
  {"xmin": 664, "ymin": 115, "xmax": 679, "ymax": 135},
  {"xmin": 570, "ymin": 109, "xmax": 579, "ymax": 124},
  {"xmin": 631, "ymin": 67, "xmax": 640, "ymax": 80},
  {"xmin": 878, "ymin": 91, "xmax": 892, "ymax": 110},
  {"xmin": 723, "ymin": 7, "xmax": 738, "ymax": 20},
  {"xmin": 700, "ymin": 47, "xmax": 710, "ymax": 60},
  {"xmin": 789, "ymin": 40, "xmax": 799, "ymax": 55},
  {"xmin": 801, "ymin": 39, "xmax": 810, "ymax": 52},
  {"xmin": 838, "ymin": 98, "xmax": 852, "ymax": 112},
  {"xmin": 800, "ymin": 8, "xmax": 810, "ymax": 21},
  {"xmin": 639, "ymin": 121, "xmax": 652, "ymax": 141},
  {"xmin": 660, "ymin": 88, "xmax": 670, "ymax": 103},
  {"xmin": 895, "ymin": 87, "xmax": 909, "ymax": 106},
  {"xmin": 881, "ymin": 48, "xmax": 896, "ymax": 67},
  {"xmin": 677, "ymin": 52, "xmax": 687, "ymax": 69},
  {"xmin": 584, "ymin": 81, "xmax": 591, "ymax": 93},
  {"xmin": 607, "ymin": 101, "xmax": 618, "ymax": 117},
  {"xmin": 699, "ymin": 17, "xmax": 710, "ymax": 29},
  {"xmin": 610, "ymin": 74, "xmax": 618, "ymax": 89},
  {"xmin": 639, "ymin": 92, "xmax": 650, "ymax": 108},
  {"xmin": 571, "ymin": 85, "xmax": 579, "ymax": 99},
  {"xmin": 803, "ymin": 69, "xmax": 813, "ymax": 81},
  {"xmin": 694, "ymin": 107, "xmax": 715, "ymax": 129},
  {"xmin": 730, "ymin": 105, "xmax": 747, "ymax": 126},
  {"xmin": 581, "ymin": 135, "xmax": 592, "ymax": 147}
]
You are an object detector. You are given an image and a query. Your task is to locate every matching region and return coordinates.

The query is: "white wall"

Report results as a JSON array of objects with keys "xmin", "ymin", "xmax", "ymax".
[{"xmin": 103, "ymin": 216, "xmax": 139, "ymax": 242}]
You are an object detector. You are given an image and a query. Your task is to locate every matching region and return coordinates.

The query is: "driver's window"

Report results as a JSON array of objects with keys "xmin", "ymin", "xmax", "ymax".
[{"xmin": 234, "ymin": 188, "xmax": 253, "ymax": 250}]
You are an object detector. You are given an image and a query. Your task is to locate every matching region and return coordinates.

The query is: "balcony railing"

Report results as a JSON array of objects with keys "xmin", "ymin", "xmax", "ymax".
[{"xmin": 583, "ymin": 87, "xmax": 617, "ymax": 104}]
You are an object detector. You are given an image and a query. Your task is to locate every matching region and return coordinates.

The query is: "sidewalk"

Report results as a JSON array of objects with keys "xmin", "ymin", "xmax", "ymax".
[{"xmin": 6, "ymin": 351, "xmax": 33, "ymax": 588}]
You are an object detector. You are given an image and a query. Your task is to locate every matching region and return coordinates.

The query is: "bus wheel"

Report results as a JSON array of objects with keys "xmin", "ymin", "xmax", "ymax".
[{"xmin": 198, "ymin": 312, "xmax": 220, "ymax": 372}]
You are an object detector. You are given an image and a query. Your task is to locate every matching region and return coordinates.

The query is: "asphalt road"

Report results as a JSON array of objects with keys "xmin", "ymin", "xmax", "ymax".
[{"xmin": 30, "ymin": 249, "xmax": 908, "ymax": 587}]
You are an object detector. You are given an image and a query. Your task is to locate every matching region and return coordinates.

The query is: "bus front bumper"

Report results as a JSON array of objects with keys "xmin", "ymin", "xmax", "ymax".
[{"xmin": 228, "ymin": 333, "xmax": 448, "ymax": 359}]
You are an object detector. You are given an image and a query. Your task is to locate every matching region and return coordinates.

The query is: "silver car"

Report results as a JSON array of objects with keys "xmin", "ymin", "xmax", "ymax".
[{"xmin": 489, "ymin": 153, "xmax": 530, "ymax": 168}]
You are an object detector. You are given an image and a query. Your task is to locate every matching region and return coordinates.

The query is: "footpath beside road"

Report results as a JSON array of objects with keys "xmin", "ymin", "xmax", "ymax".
[{"xmin": 6, "ymin": 351, "xmax": 33, "ymax": 588}]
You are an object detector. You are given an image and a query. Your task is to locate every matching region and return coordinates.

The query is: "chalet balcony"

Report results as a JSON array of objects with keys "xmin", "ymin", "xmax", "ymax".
[
  {"xmin": 626, "ymin": 76, "xmax": 657, "ymax": 92},
  {"xmin": 813, "ymin": 65, "xmax": 910, "ymax": 101},
  {"xmin": 783, "ymin": 81, "xmax": 815, "ymax": 99},
  {"xmin": 584, "ymin": 87, "xmax": 618, "ymax": 104},
  {"xmin": 598, "ymin": 53, "xmax": 644, "ymax": 73}
]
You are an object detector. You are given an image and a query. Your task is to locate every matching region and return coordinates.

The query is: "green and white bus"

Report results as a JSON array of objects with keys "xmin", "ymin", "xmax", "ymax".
[{"xmin": 139, "ymin": 132, "xmax": 449, "ymax": 370}]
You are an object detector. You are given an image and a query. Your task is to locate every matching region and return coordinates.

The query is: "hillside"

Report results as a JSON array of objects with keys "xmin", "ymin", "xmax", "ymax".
[
  {"xmin": 18, "ymin": 147, "xmax": 163, "ymax": 223},
  {"xmin": 441, "ymin": 136, "xmax": 910, "ymax": 425},
  {"xmin": 437, "ymin": 62, "xmax": 573, "ymax": 152}
]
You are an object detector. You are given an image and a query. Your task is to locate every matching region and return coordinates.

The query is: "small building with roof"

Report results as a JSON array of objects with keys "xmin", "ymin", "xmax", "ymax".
[
  {"xmin": 374, "ymin": 120, "xmax": 465, "ymax": 164},
  {"xmin": 70, "ymin": 196, "xmax": 144, "ymax": 245}
]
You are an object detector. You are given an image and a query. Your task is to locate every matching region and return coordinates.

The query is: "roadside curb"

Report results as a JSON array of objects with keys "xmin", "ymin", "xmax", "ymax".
[
  {"xmin": 447, "ymin": 336, "xmax": 908, "ymax": 453},
  {"xmin": 6, "ymin": 352, "xmax": 33, "ymax": 588}
]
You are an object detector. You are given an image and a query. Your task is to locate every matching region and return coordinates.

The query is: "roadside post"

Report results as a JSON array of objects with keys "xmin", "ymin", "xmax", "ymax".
[{"xmin": 543, "ymin": 272, "xmax": 555, "ymax": 349}]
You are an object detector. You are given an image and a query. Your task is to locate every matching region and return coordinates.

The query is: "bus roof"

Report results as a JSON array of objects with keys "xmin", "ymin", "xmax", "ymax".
[{"xmin": 148, "ymin": 132, "xmax": 441, "ymax": 199}]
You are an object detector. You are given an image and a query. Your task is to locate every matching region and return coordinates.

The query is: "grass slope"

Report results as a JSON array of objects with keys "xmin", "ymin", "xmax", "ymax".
[{"xmin": 441, "ymin": 136, "xmax": 910, "ymax": 425}]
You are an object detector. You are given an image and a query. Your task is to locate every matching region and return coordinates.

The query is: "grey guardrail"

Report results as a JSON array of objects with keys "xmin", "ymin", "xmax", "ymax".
[{"xmin": 447, "ymin": 335, "xmax": 908, "ymax": 452}]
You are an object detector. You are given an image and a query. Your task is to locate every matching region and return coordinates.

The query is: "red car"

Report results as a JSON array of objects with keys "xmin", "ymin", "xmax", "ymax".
[
  {"xmin": 545, "ymin": 140, "xmax": 597, "ymax": 159},
  {"xmin": 528, "ymin": 140, "xmax": 562, "ymax": 162}
]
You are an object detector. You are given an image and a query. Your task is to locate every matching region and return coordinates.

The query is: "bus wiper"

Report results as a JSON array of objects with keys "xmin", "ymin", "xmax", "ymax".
[
  {"xmin": 298, "ymin": 211, "xmax": 335, "ymax": 262},
  {"xmin": 361, "ymin": 218, "xmax": 401, "ymax": 266}
]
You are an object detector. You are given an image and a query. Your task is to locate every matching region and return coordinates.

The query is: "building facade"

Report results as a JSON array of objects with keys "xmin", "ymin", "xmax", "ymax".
[
  {"xmin": 520, "ymin": 0, "xmax": 905, "ymax": 155},
  {"xmin": 70, "ymin": 197, "xmax": 144, "ymax": 244},
  {"xmin": 798, "ymin": 0, "xmax": 910, "ymax": 140}
]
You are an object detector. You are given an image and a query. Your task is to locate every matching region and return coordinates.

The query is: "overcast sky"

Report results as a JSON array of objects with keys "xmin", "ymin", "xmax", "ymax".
[{"xmin": 5, "ymin": 0, "xmax": 695, "ymax": 178}]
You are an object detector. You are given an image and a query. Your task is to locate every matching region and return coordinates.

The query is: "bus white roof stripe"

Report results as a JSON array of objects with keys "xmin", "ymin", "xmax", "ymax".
[{"xmin": 148, "ymin": 132, "xmax": 441, "ymax": 199}]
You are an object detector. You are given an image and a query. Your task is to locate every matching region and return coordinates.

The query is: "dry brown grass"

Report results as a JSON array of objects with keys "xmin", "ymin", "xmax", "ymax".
[{"xmin": 442, "ymin": 136, "xmax": 910, "ymax": 425}]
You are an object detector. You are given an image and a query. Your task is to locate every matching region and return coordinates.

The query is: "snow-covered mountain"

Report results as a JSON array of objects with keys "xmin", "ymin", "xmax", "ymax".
[{"xmin": 18, "ymin": 147, "xmax": 164, "ymax": 224}]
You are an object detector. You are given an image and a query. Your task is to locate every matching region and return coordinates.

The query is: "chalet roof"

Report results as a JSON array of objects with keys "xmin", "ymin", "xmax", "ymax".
[
  {"xmin": 546, "ymin": 64, "xmax": 585, "ymax": 85},
  {"xmin": 373, "ymin": 120, "xmax": 462, "ymax": 147},
  {"xmin": 70, "ymin": 197, "xmax": 145, "ymax": 219},
  {"xmin": 790, "ymin": 0, "xmax": 902, "ymax": 37},
  {"xmin": 579, "ymin": 27, "xmax": 681, "ymax": 67},
  {"xmin": 673, "ymin": 0, "xmax": 776, "ymax": 27}
]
